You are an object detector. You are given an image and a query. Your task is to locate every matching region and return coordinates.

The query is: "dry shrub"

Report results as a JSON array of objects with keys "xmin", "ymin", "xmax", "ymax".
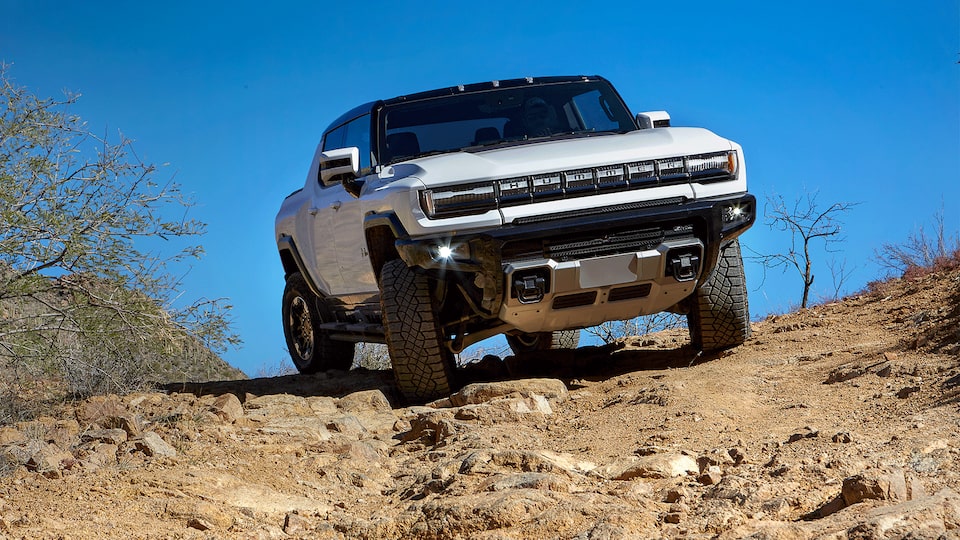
[{"xmin": 874, "ymin": 206, "xmax": 959, "ymax": 279}]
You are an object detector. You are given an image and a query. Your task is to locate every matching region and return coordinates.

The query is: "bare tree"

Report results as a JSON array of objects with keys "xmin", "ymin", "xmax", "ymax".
[
  {"xmin": 824, "ymin": 257, "xmax": 856, "ymax": 303},
  {"xmin": 0, "ymin": 65, "xmax": 238, "ymax": 402},
  {"xmin": 754, "ymin": 192, "xmax": 858, "ymax": 309}
]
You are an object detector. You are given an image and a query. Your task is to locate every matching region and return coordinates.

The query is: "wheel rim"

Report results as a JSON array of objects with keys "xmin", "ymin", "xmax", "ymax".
[{"xmin": 289, "ymin": 295, "xmax": 314, "ymax": 361}]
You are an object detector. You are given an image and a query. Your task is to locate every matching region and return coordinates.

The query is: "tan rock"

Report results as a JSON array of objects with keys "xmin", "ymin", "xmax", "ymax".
[
  {"xmin": 81, "ymin": 428, "xmax": 127, "ymax": 446},
  {"xmin": 699, "ymin": 466, "xmax": 723, "ymax": 485},
  {"xmin": 46, "ymin": 420, "xmax": 79, "ymax": 448},
  {"xmin": 167, "ymin": 501, "xmax": 235, "ymax": 530},
  {"xmin": 211, "ymin": 393, "xmax": 244, "ymax": 423},
  {"xmin": 482, "ymin": 472, "xmax": 571, "ymax": 493},
  {"xmin": 134, "ymin": 432, "xmax": 177, "ymax": 458},
  {"xmin": 283, "ymin": 512, "xmax": 311, "ymax": 535},
  {"xmin": 0, "ymin": 427, "xmax": 26, "ymax": 446},
  {"xmin": 448, "ymin": 379, "xmax": 568, "ymax": 406},
  {"xmin": 841, "ymin": 467, "xmax": 908, "ymax": 506},
  {"xmin": 26, "ymin": 443, "xmax": 74, "ymax": 478},
  {"xmin": 338, "ymin": 389, "xmax": 393, "ymax": 413},
  {"xmin": 244, "ymin": 394, "xmax": 311, "ymax": 416},
  {"xmin": 78, "ymin": 443, "xmax": 118, "ymax": 470},
  {"xmin": 76, "ymin": 395, "xmax": 127, "ymax": 427},
  {"xmin": 598, "ymin": 453, "xmax": 699, "ymax": 480},
  {"xmin": 856, "ymin": 488, "xmax": 960, "ymax": 538}
]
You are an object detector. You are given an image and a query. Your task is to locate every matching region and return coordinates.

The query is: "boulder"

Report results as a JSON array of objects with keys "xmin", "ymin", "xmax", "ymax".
[
  {"xmin": 596, "ymin": 453, "xmax": 699, "ymax": 480},
  {"xmin": 211, "ymin": 394, "xmax": 244, "ymax": 423},
  {"xmin": 841, "ymin": 467, "xmax": 908, "ymax": 506},
  {"xmin": 448, "ymin": 379, "xmax": 568, "ymax": 406},
  {"xmin": 338, "ymin": 390, "xmax": 393, "ymax": 413}
]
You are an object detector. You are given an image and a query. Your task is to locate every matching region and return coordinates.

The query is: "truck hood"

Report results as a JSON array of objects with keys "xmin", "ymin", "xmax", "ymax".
[{"xmin": 392, "ymin": 127, "xmax": 735, "ymax": 187}]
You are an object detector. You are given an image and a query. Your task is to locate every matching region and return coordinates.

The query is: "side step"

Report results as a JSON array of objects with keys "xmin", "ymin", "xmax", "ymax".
[{"xmin": 317, "ymin": 322, "xmax": 386, "ymax": 344}]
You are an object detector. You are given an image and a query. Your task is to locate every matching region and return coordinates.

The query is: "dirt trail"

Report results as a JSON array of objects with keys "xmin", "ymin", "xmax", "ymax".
[{"xmin": 1, "ymin": 269, "xmax": 958, "ymax": 539}]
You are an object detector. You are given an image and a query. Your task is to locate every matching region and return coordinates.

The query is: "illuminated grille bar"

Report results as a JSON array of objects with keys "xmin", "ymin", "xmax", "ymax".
[{"xmin": 421, "ymin": 151, "xmax": 737, "ymax": 218}]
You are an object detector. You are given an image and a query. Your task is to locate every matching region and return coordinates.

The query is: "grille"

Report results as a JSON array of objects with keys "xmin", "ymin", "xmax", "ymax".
[
  {"xmin": 502, "ymin": 223, "xmax": 699, "ymax": 264},
  {"xmin": 608, "ymin": 283, "xmax": 652, "ymax": 302},
  {"xmin": 546, "ymin": 228, "xmax": 662, "ymax": 262},
  {"xmin": 511, "ymin": 197, "xmax": 685, "ymax": 226},
  {"xmin": 552, "ymin": 292, "xmax": 597, "ymax": 310}
]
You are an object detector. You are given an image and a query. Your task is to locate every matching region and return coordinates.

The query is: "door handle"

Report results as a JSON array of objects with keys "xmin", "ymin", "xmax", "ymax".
[
  {"xmin": 308, "ymin": 207, "xmax": 319, "ymax": 216},
  {"xmin": 330, "ymin": 201, "xmax": 342, "ymax": 211}
]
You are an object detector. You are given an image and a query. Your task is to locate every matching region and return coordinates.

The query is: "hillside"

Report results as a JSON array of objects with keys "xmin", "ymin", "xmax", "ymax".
[
  {"xmin": 0, "ymin": 267, "xmax": 958, "ymax": 538},
  {"xmin": 0, "ymin": 269, "xmax": 245, "ymax": 421}
]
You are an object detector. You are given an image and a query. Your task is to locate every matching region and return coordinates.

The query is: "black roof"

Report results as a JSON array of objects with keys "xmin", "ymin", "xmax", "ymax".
[{"xmin": 381, "ymin": 75, "xmax": 602, "ymax": 106}]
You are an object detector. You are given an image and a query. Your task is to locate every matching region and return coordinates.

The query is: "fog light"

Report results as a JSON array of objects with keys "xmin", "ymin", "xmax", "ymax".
[
  {"xmin": 723, "ymin": 204, "xmax": 750, "ymax": 225},
  {"xmin": 432, "ymin": 242, "xmax": 470, "ymax": 262}
]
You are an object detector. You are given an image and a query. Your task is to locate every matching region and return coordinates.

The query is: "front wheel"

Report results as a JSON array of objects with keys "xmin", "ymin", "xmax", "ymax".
[
  {"xmin": 282, "ymin": 273, "xmax": 355, "ymax": 373},
  {"xmin": 686, "ymin": 239, "xmax": 751, "ymax": 351},
  {"xmin": 379, "ymin": 259, "xmax": 457, "ymax": 402},
  {"xmin": 506, "ymin": 330, "xmax": 580, "ymax": 355}
]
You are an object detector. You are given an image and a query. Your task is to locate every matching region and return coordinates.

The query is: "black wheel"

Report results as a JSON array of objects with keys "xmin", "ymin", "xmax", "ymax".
[
  {"xmin": 282, "ymin": 272, "xmax": 355, "ymax": 373},
  {"xmin": 506, "ymin": 330, "xmax": 580, "ymax": 354},
  {"xmin": 686, "ymin": 239, "xmax": 751, "ymax": 351},
  {"xmin": 379, "ymin": 259, "xmax": 457, "ymax": 402}
]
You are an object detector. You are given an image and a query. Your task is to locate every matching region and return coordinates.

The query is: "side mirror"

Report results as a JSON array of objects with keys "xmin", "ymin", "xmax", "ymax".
[
  {"xmin": 319, "ymin": 147, "xmax": 360, "ymax": 186},
  {"xmin": 636, "ymin": 111, "xmax": 671, "ymax": 129}
]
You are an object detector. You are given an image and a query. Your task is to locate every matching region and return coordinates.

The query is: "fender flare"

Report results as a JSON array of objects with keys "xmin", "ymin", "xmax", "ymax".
[{"xmin": 277, "ymin": 235, "xmax": 325, "ymax": 298}]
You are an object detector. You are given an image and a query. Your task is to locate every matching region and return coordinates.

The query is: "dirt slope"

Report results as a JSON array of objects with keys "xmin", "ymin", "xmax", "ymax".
[{"xmin": 1, "ymin": 268, "xmax": 958, "ymax": 539}]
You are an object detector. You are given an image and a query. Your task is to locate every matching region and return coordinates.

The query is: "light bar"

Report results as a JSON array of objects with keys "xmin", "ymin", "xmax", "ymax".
[
  {"xmin": 497, "ymin": 177, "xmax": 532, "ymax": 204},
  {"xmin": 419, "ymin": 151, "xmax": 738, "ymax": 219}
]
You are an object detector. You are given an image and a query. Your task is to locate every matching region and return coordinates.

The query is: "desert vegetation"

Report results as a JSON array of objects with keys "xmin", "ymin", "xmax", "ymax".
[{"xmin": 0, "ymin": 66, "xmax": 241, "ymax": 423}]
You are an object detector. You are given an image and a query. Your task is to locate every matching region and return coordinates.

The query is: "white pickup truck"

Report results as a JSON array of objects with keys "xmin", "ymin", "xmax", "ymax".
[{"xmin": 275, "ymin": 75, "xmax": 755, "ymax": 401}]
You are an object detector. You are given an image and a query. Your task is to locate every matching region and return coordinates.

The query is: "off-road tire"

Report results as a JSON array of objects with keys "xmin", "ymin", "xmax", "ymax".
[
  {"xmin": 687, "ymin": 239, "xmax": 751, "ymax": 351},
  {"xmin": 380, "ymin": 259, "xmax": 457, "ymax": 402},
  {"xmin": 506, "ymin": 330, "xmax": 581, "ymax": 354},
  {"xmin": 282, "ymin": 272, "xmax": 355, "ymax": 373}
]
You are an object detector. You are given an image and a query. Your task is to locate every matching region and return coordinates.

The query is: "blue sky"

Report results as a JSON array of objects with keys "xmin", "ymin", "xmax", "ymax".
[{"xmin": 2, "ymin": 1, "xmax": 958, "ymax": 376}]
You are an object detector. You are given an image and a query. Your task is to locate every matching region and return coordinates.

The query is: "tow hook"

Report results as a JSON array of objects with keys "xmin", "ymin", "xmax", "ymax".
[
  {"xmin": 514, "ymin": 274, "xmax": 546, "ymax": 304},
  {"xmin": 668, "ymin": 252, "xmax": 700, "ymax": 282}
]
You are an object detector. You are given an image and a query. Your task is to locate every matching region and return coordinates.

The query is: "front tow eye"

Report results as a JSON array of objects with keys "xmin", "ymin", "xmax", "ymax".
[
  {"xmin": 669, "ymin": 253, "xmax": 700, "ymax": 282},
  {"xmin": 515, "ymin": 275, "xmax": 546, "ymax": 304}
]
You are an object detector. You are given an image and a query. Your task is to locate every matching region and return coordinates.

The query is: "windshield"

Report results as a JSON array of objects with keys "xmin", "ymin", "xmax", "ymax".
[{"xmin": 379, "ymin": 80, "xmax": 635, "ymax": 164}]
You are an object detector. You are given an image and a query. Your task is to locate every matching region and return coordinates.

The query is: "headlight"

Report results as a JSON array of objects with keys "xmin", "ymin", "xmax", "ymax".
[
  {"xmin": 420, "ymin": 182, "xmax": 497, "ymax": 219},
  {"xmin": 687, "ymin": 151, "xmax": 738, "ymax": 181}
]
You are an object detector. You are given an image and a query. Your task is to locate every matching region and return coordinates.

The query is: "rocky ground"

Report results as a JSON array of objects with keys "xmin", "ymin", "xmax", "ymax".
[{"xmin": 0, "ymin": 267, "xmax": 958, "ymax": 539}]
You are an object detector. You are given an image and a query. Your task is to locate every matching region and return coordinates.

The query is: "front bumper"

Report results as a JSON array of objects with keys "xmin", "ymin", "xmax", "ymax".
[{"xmin": 394, "ymin": 193, "xmax": 755, "ymax": 331}]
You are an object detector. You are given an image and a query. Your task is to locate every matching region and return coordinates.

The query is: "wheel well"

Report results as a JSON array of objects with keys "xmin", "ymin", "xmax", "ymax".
[
  {"xmin": 365, "ymin": 225, "xmax": 399, "ymax": 281},
  {"xmin": 279, "ymin": 247, "xmax": 299, "ymax": 279}
]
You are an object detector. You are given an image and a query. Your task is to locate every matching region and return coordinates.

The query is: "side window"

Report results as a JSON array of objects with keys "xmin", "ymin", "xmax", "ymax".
[
  {"xmin": 322, "ymin": 114, "xmax": 372, "ymax": 173},
  {"xmin": 322, "ymin": 124, "xmax": 347, "ymax": 151}
]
